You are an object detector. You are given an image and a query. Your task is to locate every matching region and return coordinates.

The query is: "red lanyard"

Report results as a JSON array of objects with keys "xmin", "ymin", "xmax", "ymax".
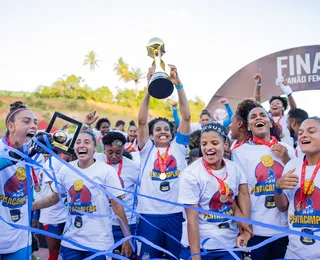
[
  {"xmin": 202, "ymin": 158, "xmax": 228, "ymax": 195},
  {"xmin": 251, "ymin": 136, "xmax": 278, "ymax": 147},
  {"xmin": 231, "ymin": 139, "xmax": 245, "ymax": 152},
  {"xmin": 299, "ymin": 158, "xmax": 320, "ymax": 204},
  {"xmin": 107, "ymin": 158, "xmax": 123, "ymax": 178},
  {"xmin": 274, "ymin": 116, "xmax": 283, "ymax": 126},
  {"xmin": 157, "ymin": 146, "xmax": 170, "ymax": 173},
  {"xmin": 6, "ymin": 137, "xmax": 40, "ymax": 188},
  {"xmin": 126, "ymin": 141, "xmax": 134, "ymax": 151},
  {"xmin": 97, "ymin": 136, "xmax": 102, "ymax": 143}
]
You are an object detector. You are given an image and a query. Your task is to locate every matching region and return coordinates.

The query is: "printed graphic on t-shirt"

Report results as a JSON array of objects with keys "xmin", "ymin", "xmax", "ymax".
[
  {"xmin": 203, "ymin": 183, "xmax": 234, "ymax": 225},
  {"xmin": 149, "ymin": 154, "xmax": 180, "ymax": 181},
  {"xmin": 68, "ymin": 180, "xmax": 97, "ymax": 228},
  {"xmin": 251, "ymin": 156, "xmax": 283, "ymax": 209},
  {"xmin": 0, "ymin": 167, "xmax": 28, "ymax": 222},
  {"xmin": 290, "ymin": 183, "xmax": 320, "ymax": 245}
]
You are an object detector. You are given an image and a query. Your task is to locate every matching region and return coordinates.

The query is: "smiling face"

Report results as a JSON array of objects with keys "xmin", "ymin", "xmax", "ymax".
[
  {"xmin": 99, "ymin": 122, "xmax": 110, "ymax": 136},
  {"xmin": 104, "ymin": 144, "xmax": 123, "ymax": 164},
  {"xmin": 128, "ymin": 125, "xmax": 138, "ymax": 142},
  {"xmin": 298, "ymin": 119, "xmax": 320, "ymax": 155},
  {"xmin": 7, "ymin": 110, "xmax": 38, "ymax": 146},
  {"xmin": 248, "ymin": 107, "xmax": 271, "ymax": 139},
  {"xmin": 201, "ymin": 131, "xmax": 225, "ymax": 168},
  {"xmin": 270, "ymin": 99, "xmax": 284, "ymax": 117},
  {"xmin": 150, "ymin": 120, "xmax": 172, "ymax": 147},
  {"xmin": 74, "ymin": 133, "xmax": 96, "ymax": 163}
]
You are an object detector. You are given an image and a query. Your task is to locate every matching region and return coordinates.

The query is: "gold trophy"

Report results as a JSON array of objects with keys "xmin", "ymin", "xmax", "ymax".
[{"xmin": 146, "ymin": 37, "xmax": 174, "ymax": 99}]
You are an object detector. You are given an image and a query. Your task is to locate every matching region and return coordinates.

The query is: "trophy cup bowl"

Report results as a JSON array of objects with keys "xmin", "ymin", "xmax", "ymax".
[
  {"xmin": 53, "ymin": 130, "xmax": 68, "ymax": 144},
  {"xmin": 147, "ymin": 37, "xmax": 174, "ymax": 99}
]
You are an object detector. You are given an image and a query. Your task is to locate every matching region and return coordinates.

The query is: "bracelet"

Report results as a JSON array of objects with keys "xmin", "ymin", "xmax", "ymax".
[
  {"xmin": 82, "ymin": 123, "xmax": 91, "ymax": 128},
  {"xmin": 175, "ymin": 85, "xmax": 183, "ymax": 90},
  {"xmin": 256, "ymin": 83, "xmax": 261, "ymax": 87},
  {"xmin": 274, "ymin": 186, "xmax": 283, "ymax": 195}
]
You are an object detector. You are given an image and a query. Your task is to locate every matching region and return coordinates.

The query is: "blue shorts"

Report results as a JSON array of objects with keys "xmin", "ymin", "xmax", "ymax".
[
  {"xmin": 180, "ymin": 246, "xmax": 241, "ymax": 260},
  {"xmin": 59, "ymin": 245, "xmax": 107, "ymax": 260},
  {"xmin": 245, "ymin": 235, "xmax": 288, "ymax": 260},
  {"xmin": 43, "ymin": 222, "xmax": 65, "ymax": 234},
  {"xmin": 0, "ymin": 246, "xmax": 31, "ymax": 260},
  {"xmin": 137, "ymin": 212, "xmax": 184, "ymax": 260},
  {"xmin": 112, "ymin": 224, "xmax": 136, "ymax": 259}
]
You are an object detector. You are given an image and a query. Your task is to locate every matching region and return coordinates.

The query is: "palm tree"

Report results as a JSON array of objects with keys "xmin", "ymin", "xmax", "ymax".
[
  {"xmin": 130, "ymin": 67, "xmax": 145, "ymax": 91},
  {"xmin": 83, "ymin": 51, "xmax": 100, "ymax": 71},
  {"xmin": 114, "ymin": 57, "xmax": 131, "ymax": 82}
]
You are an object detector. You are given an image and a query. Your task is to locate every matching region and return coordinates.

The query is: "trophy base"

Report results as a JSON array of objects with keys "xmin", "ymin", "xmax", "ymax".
[{"xmin": 148, "ymin": 72, "xmax": 174, "ymax": 99}]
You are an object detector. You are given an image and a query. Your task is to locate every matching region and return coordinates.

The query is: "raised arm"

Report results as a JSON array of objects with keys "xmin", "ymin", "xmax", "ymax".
[
  {"xmin": 218, "ymin": 98, "xmax": 233, "ymax": 127},
  {"xmin": 32, "ymin": 192, "xmax": 60, "ymax": 211},
  {"xmin": 253, "ymin": 72, "xmax": 262, "ymax": 103},
  {"xmin": 171, "ymin": 102, "xmax": 181, "ymax": 128},
  {"xmin": 278, "ymin": 76, "xmax": 297, "ymax": 111},
  {"xmin": 169, "ymin": 65, "xmax": 190, "ymax": 135},
  {"xmin": 137, "ymin": 67, "xmax": 154, "ymax": 149}
]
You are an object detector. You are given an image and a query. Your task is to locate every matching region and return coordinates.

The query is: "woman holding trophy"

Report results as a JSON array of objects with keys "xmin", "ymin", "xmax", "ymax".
[{"xmin": 136, "ymin": 49, "xmax": 191, "ymax": 259}]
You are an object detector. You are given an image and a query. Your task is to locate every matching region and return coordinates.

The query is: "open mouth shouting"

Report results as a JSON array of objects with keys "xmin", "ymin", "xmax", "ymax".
[
  {"xmin": 77, "ymin": 148, "xmax": 88, "ymax": 157},
  {"xmin": 254, "ymin": 121, "xmax": 266, "ymax": 128},
  {"xmin": 205, "ymin": 150, "xmax": 216, "ymax": 160}
]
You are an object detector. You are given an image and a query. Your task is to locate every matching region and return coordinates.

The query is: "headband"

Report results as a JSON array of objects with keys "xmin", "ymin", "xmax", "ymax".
[{"xmin": 6, "ymin": 108, "xmax": 27, "ymax": 128}]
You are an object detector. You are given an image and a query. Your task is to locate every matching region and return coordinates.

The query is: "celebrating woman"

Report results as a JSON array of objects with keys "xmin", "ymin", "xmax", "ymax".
[
  {"xmin": 178, "ymin": 122, "xmax": 251, "ymax": 260},
  {"xmin": 32, "ymin": 130, "xmax": 132, "ymax": 260},
  {"xmin": 0, "ymin": 101, "xmax": 48, "ymax": 259},
  {"xmin": 275, "ymin": 117, "xmax": 320, "ymax": 260},
  {"xmin": 232, "ymin": 106, "xmax": 295, "ymax": 260},
  {"xmin": 124, "ymin": 120, "xmax": 140, "ymax": 165},
  {"xmin": 136, "ymin": 65, "xmax": 190, "ymax": 259}
]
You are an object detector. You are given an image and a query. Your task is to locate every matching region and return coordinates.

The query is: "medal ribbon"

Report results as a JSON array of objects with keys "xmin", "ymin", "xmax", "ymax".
[
  {"xmin": 5, "ymin": 138, "xmax": 39, "ymax": 186},
  {"xmin": 126, "ymin": 141, "xmax": 134, "ymax": 151},
  {"xmin": 275, "ymin": 115, "xmax": 283, "ymax": 126},
  {"xmin": 251, "ymin": 136, "xmax": 278, "ymax": 147},
  {"xmin": 202, "ymin": 158, "xmax": 228, "ymax": 195},
  {"xmin": 231, "ymin": 139, "xmax": 245, "ymax": 152},
  {"xmin": 107, "ymin": 158, "xmax": 123, "ymax": 178},
  {"xmin": 299, "ymin": 158, "xmax": 320, "ymax": 205},
  {"xmin": 157, "ymin": 147, "xmax": 170, "ymax": 174}
]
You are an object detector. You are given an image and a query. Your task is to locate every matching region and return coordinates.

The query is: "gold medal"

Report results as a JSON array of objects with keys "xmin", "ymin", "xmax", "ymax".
[
  {"xmin": 220, "ymin": 194, "xmax": 228, "ymax": 203},
  {"xmin": 296, "ymin": 202, "xmax": 302, "ymax": 212},
  {"xmin": 159, "ymin": 172, "xmax": 167, "ymax": 181},
  {"xmin": 34, "ymin": 184, "xmax": 41, "ymax": 193}
]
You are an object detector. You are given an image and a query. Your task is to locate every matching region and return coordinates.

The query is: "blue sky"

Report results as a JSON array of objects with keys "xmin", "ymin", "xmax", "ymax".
[{"xmin": 0, "ymin": 0, "xmax": 319, "ymax": 116}]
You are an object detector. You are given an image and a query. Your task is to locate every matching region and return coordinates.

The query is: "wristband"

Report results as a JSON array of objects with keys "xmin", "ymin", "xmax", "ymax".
[
  {"xmin": 82, "ymin": 123, "xmax": 91, "ymax": 129},
  {"xmin": 287, "ymin": 93, "xmax": 292, "ymax": 97},
  {"xmin": 256, "ymin": 83, "xmax": 261, "ymax": 87},
  {"xmin": 274, "ymin": 186, "xmax": 283, "ymax": 195},
  {"xmin": 175, "ymin": 85, "xmax": 183, "ymax": 90}
]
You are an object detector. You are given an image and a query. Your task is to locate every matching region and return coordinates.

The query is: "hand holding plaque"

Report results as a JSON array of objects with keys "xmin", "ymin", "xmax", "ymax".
[{"xmin": 146, "ymin": 37, "xmax": 174, "ymax": 99}]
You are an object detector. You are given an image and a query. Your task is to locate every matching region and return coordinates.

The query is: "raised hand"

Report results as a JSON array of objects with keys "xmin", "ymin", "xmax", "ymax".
[
  {"xmin": 168, "ymin": 64, "xmax": 182, "ymax": 86},
  {"xmin": 84, "ymin": 111, "xmax": 99, "ymax": 126}
]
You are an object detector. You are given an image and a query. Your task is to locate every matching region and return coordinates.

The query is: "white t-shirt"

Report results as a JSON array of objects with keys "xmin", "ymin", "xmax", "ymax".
[
  {"xmin": 136, "ymin": 139, "xmax": 188, "ymax": 214},
  {"xmin": 95, "ymin": 155, "xmax": 140, "ymax": 225},
  {"xmin": 124, "ymin": 140, "xmax": 140, "ymax": 166},
  {"xmin": 0, "ymin": 140, "xmax": 43, "ymax": 254},
  {"xmin": 53, "ymin": 160, "xmax": 124, "ymax": 251},
  {"xmin": 272, "ymin": 114, "xmax": 293, "ymax": 147},
  {"xmin": 232, "ymin": 141, "xmax": 295, "ymax": 236},
  {"xmin": 283, "ymin": 157, "xmax": 320, "ymax": 260},
  {"xmin": 178, "ymin": 158, "xmax": 245, "ymax": 250},
  {"xmin": 39, "ymin": 157, "xmax": 68, "ymax": 225}
]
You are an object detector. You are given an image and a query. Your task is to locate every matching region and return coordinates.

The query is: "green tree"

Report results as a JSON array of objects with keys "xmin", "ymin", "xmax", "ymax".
[
  {"xmin": 94, "ymin": 86, "xmax": 113, "ymax": 102},
  {"xmin": 129, "ymin": 67, "xmax": 145, "ymax": 91},
  {"xmin": 83, "ymin": 51, "xmax": 100, "ymax": 71},
  {"xmin": 114, "ymin": 57, "xmax": 131, "ymax": 82}
]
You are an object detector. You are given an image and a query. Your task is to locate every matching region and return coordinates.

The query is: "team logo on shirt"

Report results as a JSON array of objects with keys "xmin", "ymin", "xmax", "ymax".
[
  {"xmin": 252, "ymin": 156, "xmax": 283, "ymax": 195},
  {"xmin": 68, "ymin": 180, "xmax": 97, "ymax": 216},
  {"xmin": 289, "ymin": 184, "xmax": 320, "ymax": 245},
  {"xmin": 0, "ymin": 167, "xmax": 28, "ymax": 222},
  {"xmin": 149, "ymin": 154, "xmax": 180, "ymax": 181},
  {"xmin": 203, "ymin": 183, "xmax": 234, "ymax": 225}
]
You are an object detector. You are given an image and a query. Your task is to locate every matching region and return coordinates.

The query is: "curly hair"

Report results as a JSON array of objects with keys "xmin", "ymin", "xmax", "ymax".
[
  {"xmin": 95, "ymin": 118, "xmax": 111, "ymax": 131},
  {"xmin": 148, "ymin": 117, "xmax": 175, "ymax": 140},
  {"xmin": 235, "ymin": 98, "xmax": 262, "ymax": 130},
  {"xmin": 269, "ymin": 96, "xmax": 288, "ymax": 112},
  {"xmin": 188, "ymin": 130, "xmax": 201, "ymax": 150},
  {"xmin": 102, "ymin": 131, "xmax": 127, "ymax": 146}
]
